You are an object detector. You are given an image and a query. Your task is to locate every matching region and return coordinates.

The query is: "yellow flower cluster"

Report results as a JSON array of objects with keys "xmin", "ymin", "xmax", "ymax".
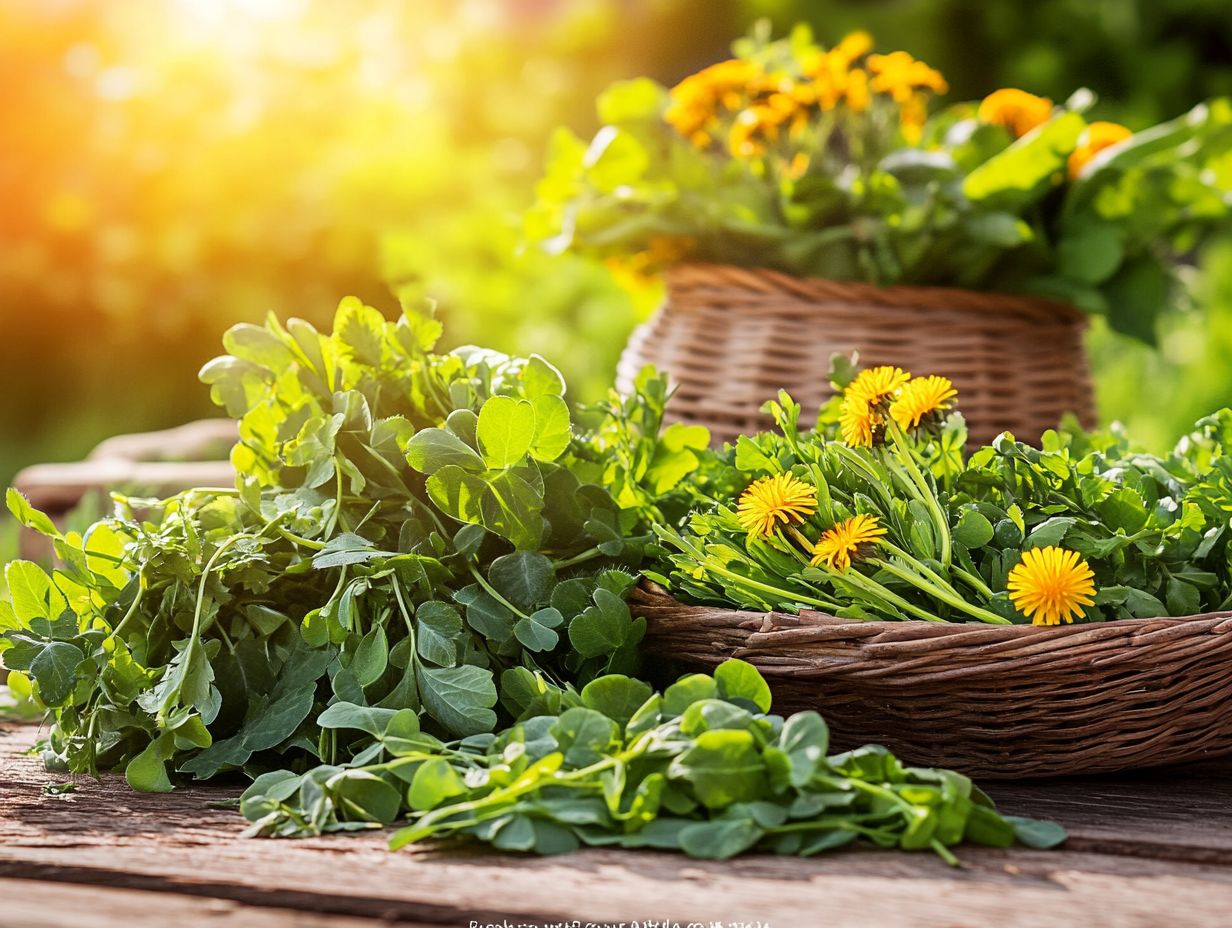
[
  {"xmin": 665, "ymin": 58, "xmax": 764, "ymax": 147},
  {"xmin": 735, "ymin": 473, "xmax": 887, "ymax": 574},
  {"xmin": 867, "ymin": 50, "xmax": 948, "ymax": 141},
  {"xmin": 664, "ymin": 32, "xmax": 947, "ymax": 158},
  {"xmin": 803, "ymin": 30, "xmax": 874, "ymax": 112},
  {"xmin": 839, "ymin": 366, "xmax": 956, "ymax": 448}
]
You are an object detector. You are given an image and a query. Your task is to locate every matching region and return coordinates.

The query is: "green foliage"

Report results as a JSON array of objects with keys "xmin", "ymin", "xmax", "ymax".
[
  {"xmin": 240, "ymin": 658, "xmax": 1063, "ymax": 862},
  {"xmin": 0, "ymin": 299, "xmax": 697, "ymax": 787}
]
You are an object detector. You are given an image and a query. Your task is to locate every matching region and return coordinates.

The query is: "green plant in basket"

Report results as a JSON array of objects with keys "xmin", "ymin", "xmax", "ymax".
[
  {"xmin": 649, "ymin": 362, "xmax": 1232, "ymax": 625},
  {"xmin": 528, "ymin": 22, "xmax": 1232, "ymax": 341}
]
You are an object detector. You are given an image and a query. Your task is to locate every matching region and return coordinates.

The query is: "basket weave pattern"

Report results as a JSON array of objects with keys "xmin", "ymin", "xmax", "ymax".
[
  {"xmin": 632, "ymin": 584, "xmax": 1232, "ymax": 778},
  {"xmin": 617, "ymin": 264, "xmax": 1097, "ymax": 447}
]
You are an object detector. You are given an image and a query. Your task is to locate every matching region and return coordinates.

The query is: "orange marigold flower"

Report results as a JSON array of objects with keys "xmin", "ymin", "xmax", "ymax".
[
  {"xmin": 1067, "ymin": 121, "xmax": 1132, "ymax": 179},
  {"xmin": 811, "ymin": 514, "xmax": 887, "ymax": 572},
  {"xmin": 1008, "ymin": 546, "xmax": 1097, "ymax": 626},
  {"xmin": 832, "ymin": 31, "xmax": 874, "ymax": 67},
  {"xmin": 977, "ymin": 88, "xmax": 1053, "ymax": 138},
  {"xmin": 666, "ymin": 58, "xmax": 763, "ymax": 143},
  {"xmin": 868, "ymin": 50, "xmax": 948, "ymax": 104}
]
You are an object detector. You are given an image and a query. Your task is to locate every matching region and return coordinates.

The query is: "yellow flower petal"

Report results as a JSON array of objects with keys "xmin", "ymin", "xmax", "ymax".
[
  {"xmin": 736, "ymin": 473, "xmax": 818, "ymax": 537},
  {"xmin": 889, "ymin": 375, "xmax": 957, "ymax": 431},
  {"xmin": 1007, "ymin": 546, "xmax": 1097, "ymax": 626},
  {"xmin": 811, "ymin": 514, "xmax": 887, "ymax": 572}
]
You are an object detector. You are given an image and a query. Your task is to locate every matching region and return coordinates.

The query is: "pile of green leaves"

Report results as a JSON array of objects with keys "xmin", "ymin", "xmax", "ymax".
[
  {"xmin": 528, "ymin": 24, "xmax": 1232, "ymax": 341},
  {"xmin": 0, "ymin": 298, "xmax": 688, "ymax": 791},
  {"xmin": 240, "ymin": 658, "xmax": 1062, "ymax": 862},
  {"xmin": 650, "ymin": 387, "xmax": 1232, "ymax": 623}
]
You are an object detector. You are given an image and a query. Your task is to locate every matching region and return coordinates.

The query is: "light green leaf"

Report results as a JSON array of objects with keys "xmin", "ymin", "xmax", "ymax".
[
  {"xmin": 5, "ymin": 561, "xmax": 66, "ymax": 624},
  {"xmin": 406, "ymin": 428, "xmax": 485, "ymax": 475},
  {"xmin": 408, "ymin": 758, "xmax": 468, "ymax": 811},
  {"xmin": 714, "ymin": 659, "xmax": 772, "ymax": 713},
  {"xmin": 530, "ymin": 395, "xmax": 572, "ymax": 462},
  {"xmin": 477, "ymin": 396, "xmax": 537, "ymax": 468},
  {"xmin": 521, "ymin": 355, "xmax": 566, "ymax": 398}
]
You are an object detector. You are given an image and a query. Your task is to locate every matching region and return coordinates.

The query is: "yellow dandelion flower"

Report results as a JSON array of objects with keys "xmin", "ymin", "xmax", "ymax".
[
  {"xmin": 977, "ymin": 88, "xmax": 1053, "ymax": 138},
  {"xmin": 847, "ymin": 365, "xmax": 911, "ymax": 404},
  {"xmin": 1007, "ymin": 546, "xmax": 1096, "ymax": 626},
  {"xmin": 1067, "ymin": 121, "xmax": 1132, "ymax": 179},
  {"xmin": 889, "ymin": 375, "xmax": 957, "ymax": 430},
  {"xmin": 811, "ymin": 514, "xmax": 887, "ymax": 572},
  {"xmin": 736, "ymin": 473, "xmax": 818, "ymax": 537},
  {"xmin": 840, "ymin": 394, "xmax": 882, "ymax": 448}
]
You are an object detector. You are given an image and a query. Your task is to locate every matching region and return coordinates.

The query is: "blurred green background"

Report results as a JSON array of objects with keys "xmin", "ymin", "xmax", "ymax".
[{"xmin": 2, "ymin": 0, "xmax": 1231, "ymax": 498}]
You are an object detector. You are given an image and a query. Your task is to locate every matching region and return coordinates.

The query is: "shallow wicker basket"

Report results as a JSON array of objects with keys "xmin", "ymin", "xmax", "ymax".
[
  {"xmin": 617, "ymin": 264, "xmax": 1097, "ymax": 447},
  {"xmin": 632, "ymin": 583, "xmax": 1232, "ymax": 778}
]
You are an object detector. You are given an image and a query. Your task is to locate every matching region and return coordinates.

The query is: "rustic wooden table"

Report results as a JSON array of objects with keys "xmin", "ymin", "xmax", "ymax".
[{"xmin": 3, "ymin": 724, "xmax": 1230, "ymax": 928}]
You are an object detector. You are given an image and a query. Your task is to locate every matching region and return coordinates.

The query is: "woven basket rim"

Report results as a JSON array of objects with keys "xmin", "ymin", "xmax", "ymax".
[
  {"xmin": 664, "ymin": 262, "xmax": 1090, "ymax": 326},
  {"xmin": 633, "ymin": 581, "xmax": 1232, "ymax": 640}
]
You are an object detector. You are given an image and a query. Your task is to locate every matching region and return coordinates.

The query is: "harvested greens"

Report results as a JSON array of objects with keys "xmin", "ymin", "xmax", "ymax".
[
  {"xmin": 1, "ymin": 300, "xmax": 1063, "ymax": 862},
  {"xmin": 242, "ymin": 659, "xmax": 1062, "ymax": 861},
  {"xmin": 650, "ymin": 366, "xmax": 1232, "ymax": 625}
]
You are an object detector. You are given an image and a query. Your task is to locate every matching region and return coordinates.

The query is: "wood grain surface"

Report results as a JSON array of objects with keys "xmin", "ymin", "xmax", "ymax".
[{"xmin": 3, "ymin": 724, "xmax": 1231, "ymax": 927}]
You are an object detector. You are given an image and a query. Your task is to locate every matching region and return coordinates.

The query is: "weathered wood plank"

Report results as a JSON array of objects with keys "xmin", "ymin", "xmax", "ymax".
[
  {"xmin": 988, "ymin": 759, "xmax": 1232, "ymax": 863},
  {"xmin": 0, "ymin": 878, "xmax": 413, "ymax": 928},
  {"xmin": 5, "ymin": 724, "xmax": 1232, "ymax": 928}
]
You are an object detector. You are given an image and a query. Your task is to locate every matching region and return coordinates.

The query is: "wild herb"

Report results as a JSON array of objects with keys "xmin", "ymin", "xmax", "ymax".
[
  {"xmin": 649, "ymin": 365, "xmax": 1232, "ymax": 624},
  {"xmin": 0, "ymin": 302, "xmax": 1069, "ymax": 862},
  {"xmin": 240, "ymin": 658, "xmax": 1063, "ymax": 863},
  {"xmin": 0, "ymin": 299, "xmax": 686, "ymax": 790}
]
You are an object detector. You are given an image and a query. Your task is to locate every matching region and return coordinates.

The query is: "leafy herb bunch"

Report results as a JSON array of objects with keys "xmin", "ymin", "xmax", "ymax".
[
  {"xmin": 528, "ymin": 24, "xmax": 1232, "ymax": 340},
  {"xmin": 650, "ymin": 364, "xmax": 1232, "ymax": 625},
  {"xmin": 240, "ymin": 658, "xmax": 1063, "ymax": 862},
  {"xmin": 0, "ymin": 298, "xmax": 701, "ymax": 790}
]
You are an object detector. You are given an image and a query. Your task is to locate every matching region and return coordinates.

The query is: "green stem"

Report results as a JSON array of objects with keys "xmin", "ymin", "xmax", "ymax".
[
  {"xmin": 553, "ymin": 546, "xmax": 604, "ymax": 571},
  {"xmin": 871, "ymin": 558, "xmax": 1009, "ymax": 625},
  {"xmin": 466, "ymin": 562, "xmax": 531, "ymax": 621},
  {"xmin": 830, "ymin": 567, "xmax": 948, "ymax": 623},
  {"xmin": 886, "ymin": 421, "xmax": 951, "ymax": 568},
  {"xmin": 880, "ymin": 541, "xmax": 994, "ymax": 601},
  {"xmin": 706, "ymin": 559, "xmax": 843, "ymax": 612},
  {"xmin": 106, "ymin": 574, "xmax": 146, "ymax": 642},
  {"xmin": 277, "ymin": 526, "xmax": 326, "ymax": 551}
]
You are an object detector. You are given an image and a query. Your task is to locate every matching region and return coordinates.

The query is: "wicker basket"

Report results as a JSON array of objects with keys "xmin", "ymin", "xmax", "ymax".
[
  {"xmin": 632, "ymin": 583, "xmax": 1232, "ymax": 778},
  {"xmin": 617, "ymin": 264, "xmax": 1097, "ymax": 447}
]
